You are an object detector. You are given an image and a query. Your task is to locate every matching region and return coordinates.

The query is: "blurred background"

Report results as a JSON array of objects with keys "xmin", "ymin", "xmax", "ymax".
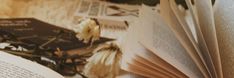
[{"xmin": 108, "ymin": 0, "xmax": 216, "ymax": 9}]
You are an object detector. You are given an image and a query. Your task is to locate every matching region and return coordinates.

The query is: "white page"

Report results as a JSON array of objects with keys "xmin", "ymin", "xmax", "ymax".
[
  {"xmin": 121, "ymin": 5, "xmax": 203, "ymax": 78},
  {"xmin": 116, "ymin": 70, "xmax": 144, "ymax": 78},
  {"xmin": 214, "ymin": 0, "xmax": 234, "ymax": 78},
  {"xmin": 193, "ymin": 0, "xmax": 222, "ymax": 77},
  {"xmin": 159, "ymin": 0, "xmax": 210, "ymax": 77},
  {"xmin": 136, "ymin": 44, "xmax": 187, "ymax": 78},
  {"xmin": 184, "ymin": 0, "xmax": 219, "ymax": 78},
  {"xmin": 121, "ymin": 39, "xmax": 187, "ymax": 78},
  {"xmin": 185, "ymin": 10, "xmax": 197, "ymax": 43},
  {"xmin": 120, "ymin": 17, "xmax": 176, "ymax": 77},
  {"xmin": 169, "ymin": 2, "xmax": 213, "ymax": 76},
  {"xmin": 134, "ymin": 55, "xmax": 182, "ymax": 78},
  {"xmin": 130, "ymin": 59, "xmax": 169, "ymax": 78},
  {"xmin": 120, "ymin": 20, "xmax": 167, "ymax": 78},
  {"xmin": 0, "ymin": 51, "xmax": 64, "ymax": 78},
  {"xmin": 120, "ymin": 26, "xmax": 187, "ymax": 78}
]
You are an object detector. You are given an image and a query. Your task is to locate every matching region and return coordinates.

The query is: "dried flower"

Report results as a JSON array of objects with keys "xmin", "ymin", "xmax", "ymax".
[
  {"xmin": 83, "ymin": 43, "xmax": 122, "ymax": 78},
  {"xmin": 75, "ymin": 18, "xmax": 100, "ymax": 43}
]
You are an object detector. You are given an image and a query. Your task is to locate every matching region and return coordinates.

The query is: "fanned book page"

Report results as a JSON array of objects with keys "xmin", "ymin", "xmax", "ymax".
[
  {"xmin": 121, "ymin": 5, "xmax": 202, "ymax": 78},
  {"xmin": 185, "ymin": 0, "xmax": 218, "ymax": 77},
  {"xmin": 192, "ymin": 0, "xmax": 222, "ymax": 77},
  {"xmin": 214, "ymin": 0, "xmax": 234, "ymax": 78},
  {"xmin": 160, "ymin": 0, "xmax": 210, "ymax": 77},
  {"xmin": 120, "ymin": 0, "xmax": 231, "ymax": 78}
]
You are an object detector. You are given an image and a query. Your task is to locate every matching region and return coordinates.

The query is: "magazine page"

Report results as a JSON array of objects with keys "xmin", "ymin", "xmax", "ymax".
[
  {"xmin": 214, "ymin": 0, "xmax": 234, "ymax": 78},
  {"xmin": 74, "ymin": 0, "xmax": 139, "ymax": 30},
  {"xmin": 0, "ymin": 51, "xmax": 64, "ymax": 78}
]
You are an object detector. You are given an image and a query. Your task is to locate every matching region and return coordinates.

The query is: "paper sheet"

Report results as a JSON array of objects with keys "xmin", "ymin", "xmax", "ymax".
[
  {"xmin": 184, "ymin": 0, "xmax": 218, "ymax": 77},
  {"xmin": 214, "ymin": 0, "xmax": 234, "ymax": 78},
  {"xmin": 0, "ymin": 51, "xmax": 64, "ymax": 78},
  {"xmin": 159, "ymin": 0, "xmax": 208, "ymax": 77},
  {"xmin": 121, "ymin": 5, "xmax": 203, "ymax": 78},
  {"xmin": 137, "ymin": 44, "xmax": 187, "ymax": 78},
  {"xmin": 194, "ymin": 0, "xmax": 222, "ymax": 77}
]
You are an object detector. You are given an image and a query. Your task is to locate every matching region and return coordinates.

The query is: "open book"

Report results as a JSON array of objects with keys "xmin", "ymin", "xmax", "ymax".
[
  {"xmin": 0, "ymin": 51, "xmax": 64, "ymax": 78},
  {"xmin": 2, "ymin": 0, "xmax": 234, "ymax": 78},
  {"xmin": 120, "ymin": 0, "xmax": 234, "ymax": 78}
]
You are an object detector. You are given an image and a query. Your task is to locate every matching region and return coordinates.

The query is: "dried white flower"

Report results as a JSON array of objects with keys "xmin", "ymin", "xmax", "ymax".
[
  {"xmin": 75, "ymin": 18, "xmax": 100, "ymax": 43},
  {"xmin": 84, "ymin": 43, "xmax": 122, "ymax": 78}
]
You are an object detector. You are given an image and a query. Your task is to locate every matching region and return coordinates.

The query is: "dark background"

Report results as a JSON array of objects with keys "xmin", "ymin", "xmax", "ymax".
[{"xmin": 109, "ymin": 0, "xmax": 216, "ymax": 9}]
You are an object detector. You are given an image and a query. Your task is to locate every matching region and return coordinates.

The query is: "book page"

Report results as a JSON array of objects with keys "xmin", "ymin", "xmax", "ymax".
[
  {"xmin": 121, "ymin": 39, "xmax": 187, "ymax": 78},
  {"xmin": 116, "ymin": 70, "xmax": 145, "ymax": 78},
  {"xmin": 122, "ymin": 5, "xmax": 203, "ymax": 78},
  {"xmin": 184, "ymin": 0, "xmax": 219, "ymax": 78},
  {"xmin": 134, "ymin": 53, "xmax": 186, "ymax": 78},
  {"xmin": 0, "ymin": 51, "xmax": 64, "ymax": 78},
  {"xmin": 120, "ymin": 27, "xmax": 187, "ymax": 78},
  {"xmin": 120, "ymin": 20, "xmax": 170, "ymax": 78},
  {"xmin": 129, "ymin": 60, "xmax": 169, "ymax": 78},
  {"xmin": 159, "ymin": 0, "xmax": 209, "ymax": 77},
  {"xmin": 214, "ymin": 0, "xmax": 234, "ymax": 78},
  {"xmin": 125, "ymin": 44, "xmax": 182, "ymax": 78},
  {"xmin": 169, "ymin": 2, "xmax": 214, "ymax": 76},
  {"xmin": 193, "ymin": 0, "xmax": 223, "ymax": 78},
  {"xmin": 185, "ymin": 10, "xmax": 197, "ymax": 46},
  {"xmin": 136, "ymin": 43, "xmax": 188, "ymax": 78},
  {"xmin": 133, "ymin": 56, "xmax": 173, "ymax": 77}
]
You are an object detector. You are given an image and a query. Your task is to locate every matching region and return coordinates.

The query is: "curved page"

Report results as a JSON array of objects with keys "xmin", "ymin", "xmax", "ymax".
[{"xmin": 0, "ymin": 51, "xmax": 64, "ymax": 78}]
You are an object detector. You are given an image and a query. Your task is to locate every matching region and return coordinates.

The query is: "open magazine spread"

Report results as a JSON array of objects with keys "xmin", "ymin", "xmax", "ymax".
[{"xmin": 0, "ymin": 0, "xmax": 234, "ymax": 78}]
